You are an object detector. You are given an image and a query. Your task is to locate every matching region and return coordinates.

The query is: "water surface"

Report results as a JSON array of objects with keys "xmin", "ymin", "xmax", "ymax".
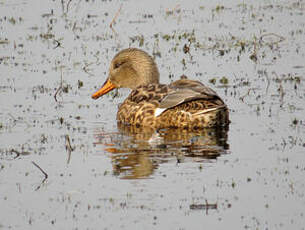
[{"xmin": 0, "ymin": 0, "xmax": 305, "ymax": 229}]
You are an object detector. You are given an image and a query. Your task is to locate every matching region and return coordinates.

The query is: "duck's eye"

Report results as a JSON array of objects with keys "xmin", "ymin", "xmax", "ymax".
[{"xmin": 114, "ymin": 62, "xmax": 124, "ymax": 69}]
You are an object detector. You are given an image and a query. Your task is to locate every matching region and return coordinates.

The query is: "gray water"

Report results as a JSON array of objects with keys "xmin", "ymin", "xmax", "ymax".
[{"xmin": 1, "ymin": 0, "xmax": 305, "ymax": 229}]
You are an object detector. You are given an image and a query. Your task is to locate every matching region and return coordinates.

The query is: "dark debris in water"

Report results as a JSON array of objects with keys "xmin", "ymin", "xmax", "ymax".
[{"xmin": 0, "ymin": 1, "xmax": 305, "ymax": 229}]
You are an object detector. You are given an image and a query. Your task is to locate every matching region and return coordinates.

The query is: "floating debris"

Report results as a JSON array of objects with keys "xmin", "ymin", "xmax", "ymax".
[
  {"xmin": 110, "ymin": 4, "xmax": 122, "ymax": 35},
  {"xmin": 65, "ymin": 135, "xmax": 74, "ymax": 164},
  {"xmin": 32, "ymin": 161, "xmax": 48, "ymax": 191},
  {"xmin": 190, "ymin": 200, "xmax": 217, "ymax": 214}
]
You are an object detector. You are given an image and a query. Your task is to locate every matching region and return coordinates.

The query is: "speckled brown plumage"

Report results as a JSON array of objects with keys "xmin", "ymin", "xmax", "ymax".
[
  {"xmin": 117, "ymin": 82, "xmax": 229, "ymax": 129},
  {"xmin": 92, "ymin": 48, "xmax": 229, "ymax": 129}
]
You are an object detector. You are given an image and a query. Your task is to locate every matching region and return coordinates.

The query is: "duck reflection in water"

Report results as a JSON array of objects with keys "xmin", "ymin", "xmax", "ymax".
[{"xmin": 94, "ymin": 123, "xmax": 229, "ymax": 179}]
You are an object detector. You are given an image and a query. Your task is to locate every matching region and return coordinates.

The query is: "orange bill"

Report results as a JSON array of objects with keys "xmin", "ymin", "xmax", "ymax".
[{"xmin": 91, "ymin": 78, "xmax": 116, "ymax": 99}]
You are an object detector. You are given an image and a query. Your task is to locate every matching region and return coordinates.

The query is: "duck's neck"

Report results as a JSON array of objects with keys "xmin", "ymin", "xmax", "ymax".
[{"xmin": 131, "ymin": 54, "xmax": 160, "ymax": 87}]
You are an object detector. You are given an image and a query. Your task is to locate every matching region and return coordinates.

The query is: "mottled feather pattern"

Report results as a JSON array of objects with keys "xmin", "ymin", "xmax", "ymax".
[
  {"xmin": 128, "ymin": 84, "xmax": 168, "ymax": 103},
  {"xmin": 117, "ymin": 82, "xmax": 229, "ymax": 129},
  {"xmin": 157, "ymin": 100, "xmax": 229, "ymax": 129},
  {"xmin": 117, "ymin": 84, "xmax": 168, "ymax": 127}
]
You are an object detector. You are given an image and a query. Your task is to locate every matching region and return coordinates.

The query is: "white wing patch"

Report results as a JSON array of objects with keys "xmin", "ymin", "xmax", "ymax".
[
  {"xmin": 154, "ymin": 108, "xmax": 167, "ymax": 117},
  {"xmin": 193, "ymin": 106, "xmax": 226, "ymax": 115}
]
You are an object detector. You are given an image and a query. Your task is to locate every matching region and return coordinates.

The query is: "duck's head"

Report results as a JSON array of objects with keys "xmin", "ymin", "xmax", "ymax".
[{"xmin": 92, "ymin": 48, "xmax": 160, "ymax": 99}]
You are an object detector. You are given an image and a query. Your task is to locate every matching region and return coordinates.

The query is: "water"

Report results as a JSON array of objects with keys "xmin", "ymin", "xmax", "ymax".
[{"xmin": 0, "ymin": 0, "xmax": 304, "ymax": 229}]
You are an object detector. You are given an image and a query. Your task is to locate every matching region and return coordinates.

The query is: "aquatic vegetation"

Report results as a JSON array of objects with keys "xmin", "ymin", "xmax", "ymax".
[{"xmin": 0, "ymin": 1, "xmax": 304, "ymax": 229}]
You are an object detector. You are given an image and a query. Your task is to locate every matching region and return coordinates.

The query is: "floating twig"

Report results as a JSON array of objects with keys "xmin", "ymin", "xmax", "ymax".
[
  {"xmin": 32, "ymin": 161, "xmax": 48, "ymax": 191},
  {"xmin": 66, "ymin": 0, "xmax": 72, "ymax": 13},
  {"xmin": 11, "ymin": 149, "xmax": 31, "ymax": 159},
  {"xmin": 260, "ymin": 33, "xmax": 285, "ymax": 45},
  {"xmin": 264, "ymin": 71, "xmax": 271, "ymax": 95},
  {"xmin": 110, "ymin": 4, "xmax": 122, "ymax": 35},
  {"xmin": 54, "ymin": 86, "xmax": 62, "ymax": 102},
  {"xmin": 82, "ymin": 62, "xmax": 94, "ymax": 76},
  {"xmin": 61, "ymin": 0, "xmax": 73, "ymax": 14},
  {"xmin": 54, "ymin": 69, "xmax": 63, "ymax": 102},
  {"xmin": 53, "ymin": 39, "xmax": 63, "ymax": 49},
  {"xmin": 32, "ymin": 161, "xmax": 48, "ymax": 179},
  {"xmin": 72, "ymin": 21, "xmax": 77, "ymax": 32},
  {"xmin": 65, "ymin": 135, "xmax": 74, "ymax": 164},
  {"xmin": 190, "ymin": 200, "xmax": 217, "ymax": 215}
]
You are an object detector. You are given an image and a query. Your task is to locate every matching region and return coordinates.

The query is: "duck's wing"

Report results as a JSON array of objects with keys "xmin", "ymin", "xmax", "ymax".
[{"xmin": 155, "ymin": 79, "xmax": 226, "ymax": 117}]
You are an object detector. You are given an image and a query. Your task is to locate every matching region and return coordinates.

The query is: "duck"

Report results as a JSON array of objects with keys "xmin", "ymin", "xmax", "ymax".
[{"xmin": 92, "ymin": 48, "xmax": 229, "ymax": 130}]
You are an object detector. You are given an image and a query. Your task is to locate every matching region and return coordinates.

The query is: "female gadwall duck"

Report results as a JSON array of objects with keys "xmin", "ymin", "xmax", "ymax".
[{"xmin": 92, "ymin": 48, "xmax": 229, "ymax": 129}]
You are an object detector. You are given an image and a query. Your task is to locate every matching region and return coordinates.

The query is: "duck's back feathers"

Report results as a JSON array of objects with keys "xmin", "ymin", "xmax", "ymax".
[
  {"xmin": 117, "ymin": 79, "xmax": 229, "ymax": 129},
  {"xmin": 158, "ymin": 79, "xmax": 223, "ymax": 110}
]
